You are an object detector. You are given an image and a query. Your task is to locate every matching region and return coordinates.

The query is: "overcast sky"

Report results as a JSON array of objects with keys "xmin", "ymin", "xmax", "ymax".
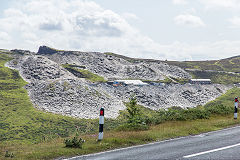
[{"xmin": 1, "ymin": 0, "xmax": 240, "ymax": 61}]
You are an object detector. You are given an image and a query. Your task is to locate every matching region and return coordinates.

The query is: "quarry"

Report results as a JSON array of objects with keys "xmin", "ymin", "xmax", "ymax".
[{"xmin": 5, "ymin": 46, "xmax": 232, "ymax": 119}]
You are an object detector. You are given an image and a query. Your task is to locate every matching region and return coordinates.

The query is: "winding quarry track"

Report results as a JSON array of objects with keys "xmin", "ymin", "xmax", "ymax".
[{"xmin": 66, "ymin": 126, "xmax": 240, "ymax": 160}]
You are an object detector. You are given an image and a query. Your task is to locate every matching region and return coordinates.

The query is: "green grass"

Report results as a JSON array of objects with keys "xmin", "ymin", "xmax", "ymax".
[
  {"xmin": 62, "ymin": 64, "xmax": 106, "ymax": 82},
  {"xmin": 1, "ymin": 115, "xmax": 239, "ymax": 159},
  {"xmin": 166, "ymin": 56, "xmax": 240, "ymax": 84},
  {"xmin": 188, "ymin": 70, "xmax": 240, "ymax": 84}
]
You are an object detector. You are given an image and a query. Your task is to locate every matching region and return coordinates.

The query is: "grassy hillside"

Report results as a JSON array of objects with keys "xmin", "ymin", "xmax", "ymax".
[
  {"xmin": 167, "ymin": 56, "xmax": 240, "ymax": 72},
  {"xmin": 189, "ymin": 70, "xmax": 240, "ymax": 84},
  {"xmin": 0, "ymin": 53, "xmax": 100, "ymax": 143},
  {"xmin": 165, "ymin": 56, "xmax": 240, "ymax": 84}
]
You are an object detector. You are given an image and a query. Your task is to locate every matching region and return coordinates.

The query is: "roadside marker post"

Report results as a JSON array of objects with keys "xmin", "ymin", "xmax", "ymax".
[
  {"xmin": 234, "ymin": 97, "xmax": 238, "ymax": 119},
  {"xmin": 98, "ymin": 107, "xmax": 104, "ymax": 141}
]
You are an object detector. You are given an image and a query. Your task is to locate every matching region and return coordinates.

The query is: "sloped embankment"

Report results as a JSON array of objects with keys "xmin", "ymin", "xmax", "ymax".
[{"xmin": 7, "ymin": 55, "xmax": 125, "ymax": 119}]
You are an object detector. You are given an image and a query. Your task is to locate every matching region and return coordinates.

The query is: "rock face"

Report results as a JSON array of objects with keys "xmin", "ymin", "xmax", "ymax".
[
  {"xmin": 4, "ymin": 46, "xmax": 232, "ymax": 119},
  {"xmin": 37, "ymin": 46, "xmax": 58, "ymax": 55},
  {"xmin": 37, "ymin": 46, "xmax": 191, "ymax": 81}
]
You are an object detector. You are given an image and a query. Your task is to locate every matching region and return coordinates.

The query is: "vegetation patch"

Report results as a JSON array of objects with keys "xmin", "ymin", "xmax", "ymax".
[
  {"xmin": 64, "ymin": 136, "xmax": 85, "ymax": 148},
  {"xmin": 189, "ymin": 70, "xmax": 240, "ymax": 84},
  {"xmin": 166, "ymin": 56, "xmax": 240, "ymax": 84},
  {"xmin": 62, "ymin": 64, "xmax": 106, "ymax": 83}
]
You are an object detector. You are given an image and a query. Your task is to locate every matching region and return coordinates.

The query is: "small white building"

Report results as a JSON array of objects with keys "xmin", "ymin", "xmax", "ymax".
[
  {"xmin": 189, "ymin": 79, "xmax": 211, "ymax": 84},
  {"xmin": 113, "ymin": 80, "xmax": 148, "ymax": 86}
]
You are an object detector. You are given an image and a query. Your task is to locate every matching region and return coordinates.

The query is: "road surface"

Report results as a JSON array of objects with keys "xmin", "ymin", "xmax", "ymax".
[{"xmin": 67, "ymin": 126, "xmax": 240, "ymax": 160}]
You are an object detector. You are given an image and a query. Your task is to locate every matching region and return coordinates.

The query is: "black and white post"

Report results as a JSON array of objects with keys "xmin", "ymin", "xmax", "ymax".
[
  {"xmin": 98, "ymin": 107, "xmax": 104, "ymax": 140},
  {"xmin": 234, "ymin": 97, "xmax": 238, "ymax": 119}
]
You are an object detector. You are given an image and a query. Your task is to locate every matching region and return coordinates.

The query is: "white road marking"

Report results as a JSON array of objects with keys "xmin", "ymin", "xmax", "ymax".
[
  {"xmin": 65, "ymin": 126, "xmax": 240, "ymax": 160},
  {"xmin": 183, "ymin": 143, "xmax": 240, "ymax": 158}
]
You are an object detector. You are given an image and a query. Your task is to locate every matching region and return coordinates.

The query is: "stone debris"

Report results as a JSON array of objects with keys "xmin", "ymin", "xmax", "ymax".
[
  {"xmin": 4, "ymin": 46, "xmax": 233, "ymax": 119},
  {"xmin": 37, "ymin": 46, "xmax": 191, "ymax": 81},
  {"xmin": 93, "ymin": 83, "xmax": 231, "ymax": 110},
  {"xmin": 6, "ymin": 55, "xmax": 125, "ymax": 119}
]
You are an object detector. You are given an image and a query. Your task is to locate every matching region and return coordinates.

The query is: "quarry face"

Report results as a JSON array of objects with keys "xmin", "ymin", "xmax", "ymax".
[{"xmin": 5, "ymin": 46, "xmax": 232, "ymax": 119}]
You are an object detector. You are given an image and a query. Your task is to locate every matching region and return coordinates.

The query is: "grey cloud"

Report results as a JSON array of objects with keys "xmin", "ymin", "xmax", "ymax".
[
  {"xmin": 39, "ymin": 22, "xmax": 62, "ymax": 31},
  {"xmin": 76, "ymin": 16, "xmax": 122, "ymax": 37}
]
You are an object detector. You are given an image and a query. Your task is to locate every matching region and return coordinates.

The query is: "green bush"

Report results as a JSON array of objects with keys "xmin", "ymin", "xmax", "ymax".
[
  {"xmin": 125, "ymin": 96, "xmax": 140, "ymax": 122},
  {"xmin": 5, "ymin": 151, "xmax": 14, "ymax": 158},
  {"xmin": 152, "ymin": 106, "xmax": 210, "ymax": 123},
  {"xmin": 117, "ymin": 96, "xmax": 148, "ymax": 131},
  {"xmin": 64, "ymin": 136, "xmax": 85, "ymax": 148},
  {"xmin": 205, "ymin": 104, "xmax": 233, "ymax": 115}
]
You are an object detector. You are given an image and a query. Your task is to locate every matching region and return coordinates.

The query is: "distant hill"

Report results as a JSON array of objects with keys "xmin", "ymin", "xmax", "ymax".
[
  {"xmin": 166, "ymin": 56, "xmax": 240, "ymax": 73},
  {"xmin": 164, "ymin": 56, "xmax": 240, "ymax": 84},
  {"xmin": 101, "ymin": 51, "xmax": 240, "ymax": 84}
]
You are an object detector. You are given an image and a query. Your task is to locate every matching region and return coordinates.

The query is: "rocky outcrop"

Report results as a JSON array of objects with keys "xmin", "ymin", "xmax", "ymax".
[
  {"xmin": 37, "ymin": 46, "xmax": 59, "ymax": 55},
  {"xmin": 10, "ymin": 49, "xmax": 34, "ymax": 55}
]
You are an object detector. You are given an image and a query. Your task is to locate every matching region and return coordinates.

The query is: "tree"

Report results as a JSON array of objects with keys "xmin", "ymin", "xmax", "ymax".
[{"xmin": 127, "ymin": 95, "xmax": 141, "ymax": 123}]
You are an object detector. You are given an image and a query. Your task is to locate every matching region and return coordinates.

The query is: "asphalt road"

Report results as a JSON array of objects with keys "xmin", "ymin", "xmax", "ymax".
[{"xmin": 67, "ymin": 126, "xmax": 240, "ymax": 160}]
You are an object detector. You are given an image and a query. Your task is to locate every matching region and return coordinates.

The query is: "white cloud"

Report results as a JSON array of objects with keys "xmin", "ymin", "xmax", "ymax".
[
  {"xmin": 173, "ymin": 0, "xmax": 188, "ymax": 5},
  {"xmin": 122, "ymin": 13, "xmax": 140, "ymax": 21},
  {"xmin": 184, "ymin": 8, "xmax": 197, "ymax": 14},
  {"xmin": 0, "ymin": 0, "xmax": 239, "ymax": 61},
  {"xmin": 0, "ymin": 32, "xmax": 11, "ymax": 41},
  {"xmin": 174, "ymin": 14, "xmax": 205, "ymax": 27},
  {"xmin": 229, "ymin": 16, "xmax": 240, "ymax": 28},
  {"xmin": 158, "ymin": 40, "xmax": 240, "ymax": 61},
  {"xmin": 199, "ymin": 0, "xmax": 240, "ymax": 9}
]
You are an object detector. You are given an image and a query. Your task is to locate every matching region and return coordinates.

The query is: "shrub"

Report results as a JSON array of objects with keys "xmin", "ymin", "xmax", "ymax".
[
  {"xmin": 64, "ymin": 136, "xmax": 85, "ymax": 148},
  {"xmin": 153, "ymin": 106, "xmax": 210, "ymax": 123},
  {"xmin": 205, "ymin": 104, "xmax": 233, "ymax": 115},
  {"xmin": 5, "ymin": 151, "xmax": 14, "ymax": 158},
  {"xmin": 117, "ymin": 95, "xmax": 148, "ymax": 131}
]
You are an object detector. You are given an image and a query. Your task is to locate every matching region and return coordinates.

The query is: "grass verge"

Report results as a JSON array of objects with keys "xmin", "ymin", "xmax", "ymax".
[{"xmin": 0, "ymin": 115, "xmax": 239, "ymax": 159}]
